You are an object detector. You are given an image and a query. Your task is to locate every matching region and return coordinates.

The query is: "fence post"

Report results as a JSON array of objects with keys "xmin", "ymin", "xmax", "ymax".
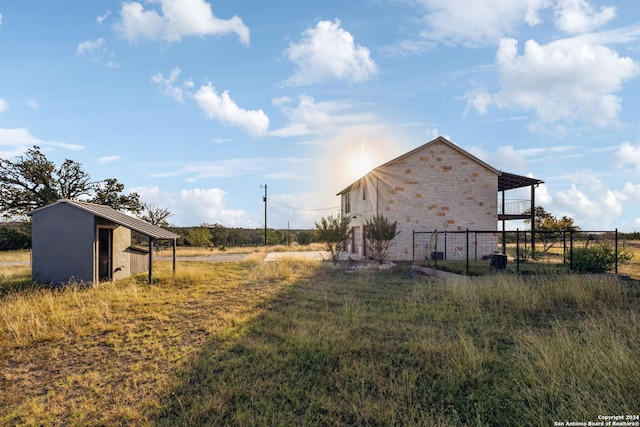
[
  {"xmin": 444, "ymin": 231, "xmax": 447, "ymax": 261},
  {"xmin": 615, "ymin": 228, "xmax": 618, "ymax": 275},
  {"xmin": 569, "ymin": 230, "xmax": 574, "ymax": 271},
  {"xmin": 516, "ymin": 228, "xmax": 520, "ymax": 272},
  {"xmin": 412, "ymin": 231, "xmax": 415, "ymax": 264},
  {"xmin": 466, "ymin": 229, "xmax": 469, "ymax": 276}
]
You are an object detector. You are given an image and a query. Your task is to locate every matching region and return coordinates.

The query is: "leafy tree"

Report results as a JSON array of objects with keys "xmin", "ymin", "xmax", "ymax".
[
  {"xmin": 208, "ymin": 223, "xmax": 229, "ymax": 248},
  {"xmin": 0, "ymin": 222, "xmax": 31, "ymax": 250},
  {"xmin": 363, "ymin": 214, "xmax": 399, "ymax": 263},
  {"xmin": 524, "ymin": 206, "xmax": 580, "ymax": 252},
  {"xmin": 140, "ymin": 202, "xmax": 172, "ymax": 227},
  {"xmin": 315, "ymin": 214, "xmax": 351, "ymax": 262},
  {"xmin": 0, "ymin": 146, "xmax": 141, "ymax": 217},
  {"xmin": 184, "ymin": 226, "xmax": 212, "ymax": 247},
  {"xmin": 92, "ymin": 178, "xmax": 142, "ymax": 214}
]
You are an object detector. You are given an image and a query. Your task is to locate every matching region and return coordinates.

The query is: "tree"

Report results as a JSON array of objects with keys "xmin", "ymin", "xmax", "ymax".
[
  {"xmin": 363, "ymin": 214, "xmax": 399, "ymax": 263},
  {"xmin": 296, "ymin": 230, "xmax": 316, "ymax": 245},
  {"xmin": 524, "ymin": 206, "xmax": 580, "ymax": 252},
  {"xmin": 209, "ymin": 223, "xmax": 229, "ymax": 248},
  {"xmin": 140, "ymin": 202, "xmax": 172, "ymax": 227},
  {"xmin": 0, "ymin": 146, "xmax": 141, "ymax": 217},
  {"xmin": 92, "ymin": 178, "xmax": 142, "ymax": 214},
  {"xmin": 184, "ymin": 226, "xmax": 212, "ymax": 247},
  {"xmin": 315, "ymin": 214, "xmax": 351, "ymax": 262}
]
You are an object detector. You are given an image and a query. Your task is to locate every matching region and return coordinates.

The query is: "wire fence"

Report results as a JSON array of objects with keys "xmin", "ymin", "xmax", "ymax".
[{"xmin": 413, "ymin": 229, "xmax": 623, "ymax": 275}]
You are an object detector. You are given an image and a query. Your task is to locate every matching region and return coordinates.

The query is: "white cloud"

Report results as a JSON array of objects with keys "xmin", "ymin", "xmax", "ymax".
[
  {"xmin": 466, "ymin": 144, "xmax": 527, "ymax": 171},
  {"xmin": 554, "ymin": 0, "xmax": 616, "ymax": 34},
  {"xmin": 0, "ymin": 13, "xmax": 3, "ymax": 28},
  {"xmin": 151, "ymin": 67, "xmax": 188, "ymax": 102},
  {"xmin": 609, "ymin": 141, "xmax": 640, "ymax": 169},
  {"xmin": 76, "ymin": 38, "xmax": 118, "ymax": 68},
  {"xmin": 467, "ymin": 37, "xmax": 640, "ymax": 133},
  {"xmin": 97, "ymin": 155, "xmax": 122, "ymax": 164},
  {"xmin": 131, "ymin": 186, "xmax": 258, "ymax": 227},
  {"xmin": 0, "ymin": 98, "xmax": 8, "ymax": 113},
  {"xmin": 115, "ymin": 0, "xmax": 249, "ymax": 45},
  {"xmin": 176, "ymin": 188, "xmax": 256, "ymax": 226},
  {"xmin": 150, "ymin": 157, "xmax": 268, "ymax": 180},
  {"xmin": 282, "ymin": 19, "xmax": 377, "ymax": 86},
  {"xmin": 97, "ymin": 10, "xmax": 111, "ymax": 25},
  {"xmin": 26, "ymin": 100, "xmax": 40, "ymax": 110},
  {"xmin": 271, "ymin": 94, "xmax": 375, "ymax": 137},
  {"xmin": 193, "ymin": 84, "xmax": 269, "ymax": 136},
  {"xmin": 151, "ymin": 68, "xmax": 268, "ymax": 136},
  {"xmin": 408, "ymin": 0, "xmax": 550, "ymax": 48},
  {"xmin": 552, "ymin": 171, "xmax": 627, "ymax": 229},
  {"xmin": 0, "ymin": 128, "xmax": 85, "ymax": 158}
]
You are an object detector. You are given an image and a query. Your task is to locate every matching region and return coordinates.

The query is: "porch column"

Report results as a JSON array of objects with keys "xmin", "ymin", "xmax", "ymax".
[{"xmin": 530, "ymin": 184, "xmax": 536, "ymax": 257}]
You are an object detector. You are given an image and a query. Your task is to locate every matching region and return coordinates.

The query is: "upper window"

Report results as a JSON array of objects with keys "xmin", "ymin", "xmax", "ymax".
[{"xmin": 344, "ymin": 193, "xmax": 351, "ymax": 214}]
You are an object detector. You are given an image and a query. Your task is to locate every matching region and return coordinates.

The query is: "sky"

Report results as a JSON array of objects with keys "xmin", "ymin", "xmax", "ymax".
[{"xmin": 1, "ymin": 0, "xmax": 640, "ymax": 231}]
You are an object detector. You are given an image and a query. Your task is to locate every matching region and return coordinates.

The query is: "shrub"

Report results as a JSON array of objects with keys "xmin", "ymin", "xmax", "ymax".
[
  {"xmin": 315, "ymin": 214, "xmax": 351, "ymax": 262},
  {"xmin": 363, "ymin": 214, "xmax": 399, "ymax": 263},
  {"xmin": 572, "ymin": 242, "xmax": 632, "ymax": 273}
]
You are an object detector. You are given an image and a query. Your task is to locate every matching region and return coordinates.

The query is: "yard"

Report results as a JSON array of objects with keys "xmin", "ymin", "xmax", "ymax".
[{"xmin": 1, "ymin": 250, "xmax": 639, "ymax": 426}]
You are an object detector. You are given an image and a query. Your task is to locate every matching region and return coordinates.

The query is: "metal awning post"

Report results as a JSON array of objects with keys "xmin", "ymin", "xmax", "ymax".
[
  {"xmin": 172, "ymin": 238, "xmax": 177, "ymax": 281},
  {"xmin": 148, "ymin": 236, "xmax": 155, "ymax": 285}
]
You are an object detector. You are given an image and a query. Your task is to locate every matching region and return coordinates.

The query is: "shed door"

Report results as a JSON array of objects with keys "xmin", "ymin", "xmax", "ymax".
[{"xmin": 98, "ymin": 228, "xmax": 113, "ymax": 281}]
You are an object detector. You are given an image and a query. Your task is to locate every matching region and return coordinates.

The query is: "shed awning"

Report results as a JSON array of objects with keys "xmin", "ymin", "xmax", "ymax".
[{"xmin": 498, "ymin": 172, "xmax": 544, "ymax": 192}]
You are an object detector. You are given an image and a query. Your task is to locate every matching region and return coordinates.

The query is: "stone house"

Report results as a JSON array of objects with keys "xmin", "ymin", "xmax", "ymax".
[{"xmin": 337, "ymin": 136, "xmax": 543, "ymax": 261}]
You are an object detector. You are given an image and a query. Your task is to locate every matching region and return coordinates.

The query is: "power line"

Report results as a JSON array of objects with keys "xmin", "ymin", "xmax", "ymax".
[{"xmin": 268, "ymin": 198, "xmax": 340, "ymax": 212}]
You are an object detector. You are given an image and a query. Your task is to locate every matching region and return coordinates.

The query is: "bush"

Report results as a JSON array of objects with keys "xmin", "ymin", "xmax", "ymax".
[
  {"xmin": 363, "ymin": 214, "xmax": 399, "ymax": 263},
  {"xmin": 572, "ymin": 243, "xmax": 632, "ymax": 273},
  {"xmin": 315, "ymin": 215, "xmax": 350, "ymax": 262},
  {"xmin": 0, "ymin": 223, "xmax": 31, "ymax": 250}
]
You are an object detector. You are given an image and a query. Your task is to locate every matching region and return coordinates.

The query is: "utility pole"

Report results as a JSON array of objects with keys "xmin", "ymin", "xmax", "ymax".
[{"xmin": 261, "ymin": 184, "xmax": 267, "ymax": 245}]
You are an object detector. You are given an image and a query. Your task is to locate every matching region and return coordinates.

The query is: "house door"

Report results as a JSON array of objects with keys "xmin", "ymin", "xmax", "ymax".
[
  {"xmin": 351, "ymin": 226, "xmax": 360, "ymax": 254},
  {"xmin": 98, "ymin": 228, "xmax": 113, "ymax": 281}
]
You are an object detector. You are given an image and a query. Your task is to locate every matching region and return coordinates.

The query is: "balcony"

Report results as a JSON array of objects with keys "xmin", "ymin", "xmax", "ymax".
[{"xmin": 497, "ymin": 199, "xmax": 532, "ymax": 220}]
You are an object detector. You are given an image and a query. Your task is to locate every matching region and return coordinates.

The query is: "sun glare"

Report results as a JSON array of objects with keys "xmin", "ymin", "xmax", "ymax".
[{"xmin": 353, "ymin": 151, "xmax": 375, "ymax": 180}]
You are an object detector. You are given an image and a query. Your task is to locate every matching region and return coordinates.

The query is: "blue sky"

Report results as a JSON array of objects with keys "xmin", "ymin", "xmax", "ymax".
[{"xmin": 1, "ymin": 0, "xmax": 640, "ymax": 231}]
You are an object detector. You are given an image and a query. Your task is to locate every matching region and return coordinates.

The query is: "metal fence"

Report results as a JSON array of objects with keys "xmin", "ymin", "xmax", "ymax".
[{"xmin": 413, "ymin": 229, "xmax": 622, "ymax": 275}]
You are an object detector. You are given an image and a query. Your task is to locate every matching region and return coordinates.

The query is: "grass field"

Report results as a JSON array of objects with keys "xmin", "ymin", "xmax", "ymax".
[{"xmin": 1, "ymin": 253, "xmax": 639, "ymax": 425}]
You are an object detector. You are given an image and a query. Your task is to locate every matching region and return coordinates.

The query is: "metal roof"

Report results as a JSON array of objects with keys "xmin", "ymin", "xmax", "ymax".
[
  {"xmin": 498, "ymin": 171, "xmax": 544, "ymax": 191},
  {"xmin": 29, "ymin": 199, "xmax": 179, "ymax": 240}
]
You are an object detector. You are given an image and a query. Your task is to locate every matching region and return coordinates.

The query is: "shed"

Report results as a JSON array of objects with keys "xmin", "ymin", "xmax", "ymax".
[{"xmin": 28, "ymin": 199, "xmax": 179, "ymax": 285}]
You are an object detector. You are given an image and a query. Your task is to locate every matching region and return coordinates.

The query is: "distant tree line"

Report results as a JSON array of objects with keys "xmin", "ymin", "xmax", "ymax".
[{"xmin": 136, "ymin": 224, "xmax": 318, "ymax": 249}]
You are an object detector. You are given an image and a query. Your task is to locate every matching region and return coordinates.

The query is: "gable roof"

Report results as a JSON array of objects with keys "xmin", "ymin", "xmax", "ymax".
[
  {"xmin": 337, "ymin": 136, "xmax": 500, "ymax": 195},
  {"xmin": 28, "ymin": 199, "xmax": 179, "ymax": 240}
]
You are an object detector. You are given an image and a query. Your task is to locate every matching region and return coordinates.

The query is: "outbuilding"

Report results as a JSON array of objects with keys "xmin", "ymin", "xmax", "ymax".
[{"xmin": 28, "ymin": 199, "xmax": 179, "ymax": 285}]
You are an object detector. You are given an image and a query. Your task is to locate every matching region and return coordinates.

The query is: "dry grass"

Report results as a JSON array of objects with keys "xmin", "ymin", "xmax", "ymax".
[
  {"xmin": 0, "ymin": 257, "xmax": 638, "ymax": 426},
  {"xmin": 154, "ymin": 243, "xmax": 325, "ymax": 258},
  {"xmin": 0, "ymin": 249, "xmax": 30, "ymax": 262}
]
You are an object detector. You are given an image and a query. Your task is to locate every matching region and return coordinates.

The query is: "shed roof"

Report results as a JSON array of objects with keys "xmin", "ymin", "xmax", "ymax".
[{"xmin": 29, "ymin": 199, "xmax": 179, "ymax": 240}]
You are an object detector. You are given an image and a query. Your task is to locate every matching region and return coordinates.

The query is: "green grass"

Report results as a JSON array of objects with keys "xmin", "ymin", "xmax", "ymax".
[{"xmin": 1, "ymin": 259, "xmax": 639, "ymax": 426}]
